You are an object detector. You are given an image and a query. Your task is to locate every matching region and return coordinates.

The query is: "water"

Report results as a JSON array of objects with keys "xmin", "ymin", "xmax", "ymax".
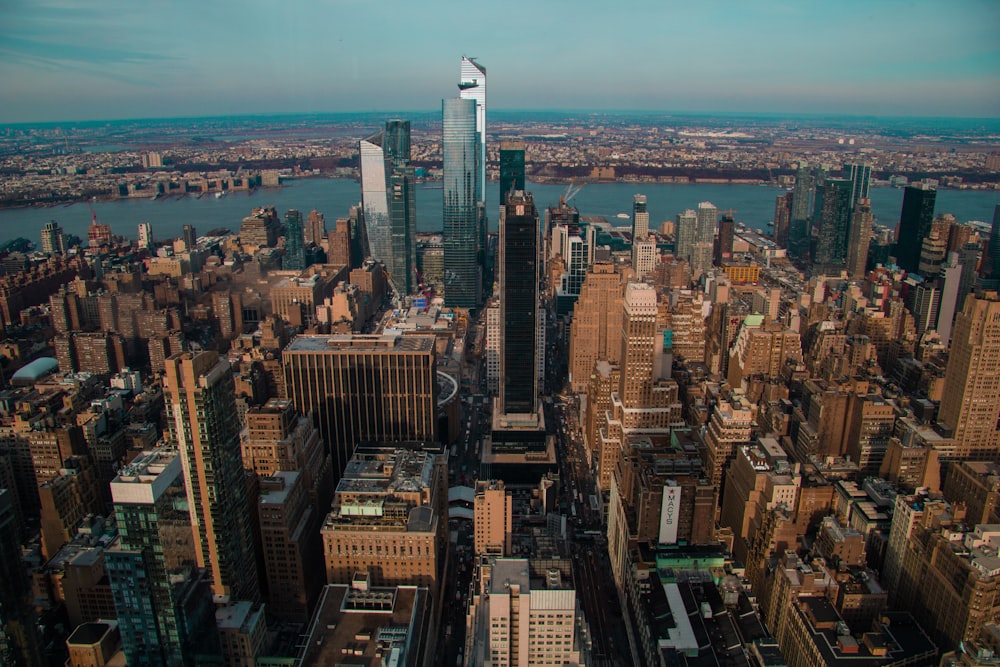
[{"xmin": 1, "ymin": 178, "xmax": 996, "ymax": 246}]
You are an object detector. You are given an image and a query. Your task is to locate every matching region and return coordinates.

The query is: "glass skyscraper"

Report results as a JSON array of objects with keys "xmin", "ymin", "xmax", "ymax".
[
  {"xmin": 895, "ymin": 184, "xmax": 937, "ymax": 273},
  {"xmin": 360, "ymin": 121, "xmax": 417, "ymax": 294},
  {"xmin": 283, "ymin": 209, "xmax": 306, "ymax": 271},
  {"xmin": 499, "ymin": 191, "xmax": 540, "ymax": 416},
  {"xmin": 499, "ymin": 140, "xmax": 525, "ymax": 205},
  {"xmin": 443, "ymin": 97, "xmax": 481, "ymax": 307},
  {"xmin": 813, "ymin": 179, "xmax": 853, "ymax": 266},
  {"xmin": 459, "ymin": 57, "xmax": 488, "ymax": 289}
]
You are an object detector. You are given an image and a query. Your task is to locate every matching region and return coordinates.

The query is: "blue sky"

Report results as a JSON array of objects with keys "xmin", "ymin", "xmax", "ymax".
[{"xmin": 1, "ymin": 0, "xmax": 998, "ymax": 123}]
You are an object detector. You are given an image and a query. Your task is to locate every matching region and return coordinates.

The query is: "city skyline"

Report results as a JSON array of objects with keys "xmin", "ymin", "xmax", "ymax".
[{"xmin": 1, "ymin": 1, "xmax": 998, "ymax": 124}]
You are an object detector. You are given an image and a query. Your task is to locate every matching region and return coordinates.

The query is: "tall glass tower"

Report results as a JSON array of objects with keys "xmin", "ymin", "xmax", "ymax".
[
  {"xmin": 499, "ymin": 191, "xmax": 540, "ymax": 416},
  {"xmin": 360, "ymin": 121, "xmax": 416, "ymax": 294},
  {"xmin": 459, "ymin": 57, "xmax": 487, "ymax": 286},
  {"xmin": 283, "ymin": 209, "xmax": 306, "ymax": 271},
  {"xmin": 895, "ymin": 184, "xmax": 937, "ymax": 273},
  {"xmin": 443, "ymin": 97, "xmax": 481, "ymax": 307},
  {"xmin": 499, "ymin": 140, "xmax": 525, "ymax": 205}
]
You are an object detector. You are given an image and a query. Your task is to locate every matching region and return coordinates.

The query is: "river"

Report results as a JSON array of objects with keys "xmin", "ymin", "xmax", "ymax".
[{"xmin": 1, "ymin": 178, "xmax": 996, "ymax": 246}]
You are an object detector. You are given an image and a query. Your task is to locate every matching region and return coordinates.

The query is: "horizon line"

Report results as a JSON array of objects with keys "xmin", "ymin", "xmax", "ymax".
[{"xmin": 4, "ymin": 108, "xmax": 1000, "ymax": 128}]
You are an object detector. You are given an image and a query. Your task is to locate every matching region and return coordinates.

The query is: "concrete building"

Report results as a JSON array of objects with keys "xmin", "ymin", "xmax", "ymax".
[
  {"xmin": 568, "ymin": 261, "xmax": 624, "ymax": 393},
  {"xmin": 321, "ymin": 447, "xmax": 446, "ymax": 595},
  {"xmin": 474, "ymin": 480, "xmax": 512, "ymax": 556},
  {"xmin": 466, "ymin": 558, "xmax": 586, "ymax": 667},
  {"xmin": 164, "ymin": 351, "xmax": 261, "ymax": 604}
]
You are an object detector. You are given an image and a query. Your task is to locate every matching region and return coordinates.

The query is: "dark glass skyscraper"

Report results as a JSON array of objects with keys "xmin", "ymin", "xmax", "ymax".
[
  {"xmin": 813, "ymin": 179, "xmax": 852, "ymax": 266},
  {"xmin": 980, "ymin": 203, "xmax": 1000, "ymax": 288},
  {"xmin": 442, "ymin": 97, "xmax": 481, "ymax": 308},
  {"xmin": 283, "ymin": 209, "xmax": 306, "ymax": 271},
  {"xmin": 498, "ymin": 191, "xmax": 540, "ymax": 416},
  {"xmin": 844, "ymin": 163, "xmax": 872, "ymax": 212},
  {"xmin": 384, "ymin": 119, "xmax": 411, "ymax": 164},
  {"xmin": 499, "ymin": 140, "xmax": 526, "ymax": 204},
  {"xmin": 896, "ymin": 185, "xmax": 937, "ymax": 273}
]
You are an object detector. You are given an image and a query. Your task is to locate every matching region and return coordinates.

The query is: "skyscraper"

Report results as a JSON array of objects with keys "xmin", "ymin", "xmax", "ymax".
[
  {"xmin": 675, "ymin": 209, "xmax": 697, "ymax": 262},
  {"xmin": 360, "ymin": 122, "xmax": 417, "ymax": 294},
  {"xmin": 813, "ymin": 179, "xmax": 852, "ymax": 267},
  {"xmin": 40, "ymin": 221, "xmax": 65, "ymax": 255},
  {"xmin": 106, "ymin": 447, "xmax": 219, "ymax": 665},
  {"xmin": 499, "ymin": 140, "xmax": 526, "ymax": 204},
  {"xmin": 844, "ymin": 162, "xmax": 872, "ymax": 211},
  {"xmin": 359, "ymin": 131, "xmax": 391, "ymax": 268},
  {"xmin": 305, "ymin": 209, "xmax": 326, "ymax": 247},
  {"xmin": 937, "ymin": 291, "xmax": 1000, "ymax": 458},
  {"xmin": 182, "ymin": 224, "xmax": 197, "ymax": 251},
  {"xmin": 137, "ymin": 222, "xmax": 153, "ymax": 250},
  {"xmin": 696, "ymin": 201, "xmax": 718, "ymax": 247},
  {"xmin": 631, "ymin": 194, "xmax": 652, "ymax": 277},
  {"xmin": 716, "ymin": 213, "xmax": 734, "ymax": 265},
  {"xmin": 846, "ymin": 197, "xmax": 874, "ymax": 279},
  {"xmin": 980, "ymin": 203, "xmax": 1000, "ymax": 288},
  {"xmin": 282, "ymin": 334, "xmax": 438, "ymax": 480},
  {"xmin": 283, "ymin": 209, "xmax": 306, "ymax": 271},
  {"xmin": 895, "ymin": 184, "xmax": 937, "ymax": 274},
  {"xmin": 459, "ymin": 56, "xmax": 487, "ymax": 270},
  {"xmin": 498, "ymin": 191, "xmax": 540, "ymax": 417},
  {"xmin": 442, "ymin": 97, "xmax": 481, "ymax": 307},
  {"xmin": 164, "ymin": 351, "xmax": 261, "ymax": 604}
]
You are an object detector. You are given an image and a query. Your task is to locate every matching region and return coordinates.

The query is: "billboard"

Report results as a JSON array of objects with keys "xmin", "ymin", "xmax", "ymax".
[{"xmin": 659, "ymin": 484, "xmax": 681, "ymax": 545}]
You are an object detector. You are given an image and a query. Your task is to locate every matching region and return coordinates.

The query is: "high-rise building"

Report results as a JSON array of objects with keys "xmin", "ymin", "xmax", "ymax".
[
  {"xmin": 631, "ymin": 194, "xmax": 649, "ymax": 241},
  {"xmin": 937, "ymin": 291, "xmax": 1000, "ymax": 458},
  {"xmin": 305, "ymin": 209, "xmax": 326, "ymax": 247},
  {"xmin": 388, "ymin": 164, "xmax": 416, "ymax": 294},
  {"xmin": 980, "ymin": 204, "xmax": 1000, "ymax": 288},
  {"xmin": 240, "ymin": 206, "xmax": 280, "ymax": 249},
  {"xmin": 844, "ymin": 163, "xmax": 872, "ymax": 212},
  {"xmin": 283, "ymin": 209, "xmax": 306, "ymax": 271},
  {"xmin": 466, "ymin": 558, "xmax": 585, "ymax": 667},
  {"xmin": 675, "ymin": 209, "xmax": 697, "ymax": 263},
  {"xmin": 473, "ymin": 480, "xmax": 512, "ymax": 556},
  {"xmin": 715, "ymin": 213, "xmax": 734, "ymax": 265},
  {"xmin": 498, "ymin": 191, "xmax": 541, "ymax": 417},
  {"xmin": 41, "ymin": 221, "xmax": 66, "ymax": 254},
  {"xmin": 813, "ymin": 178, "xmax": 852, "ymax": 267},
  {"xmin": 442, "ymin": 97, "xmax": 481, "ymax": 307},
  {"xmin": 137, "ymin": 222, "xmax": 153, "ymax": 250},
  {"xmin": 106, "ymin": 446, "xmax": 220, "ymax": 666},
  {"xmin": 181, "ymin": 224, "xmax": 197, "ymax": 251},
  {"xmin": 459, "ymin": 56, "xmax": 487, "ymax": 272},
  {"xmin": 773, "ymin": 192, "xmax": 792, "ymax": 248},
  {"xmin": 282, "ymin": 334, "xmax": 438, "ymax": 480},
  {"xmin": 846, "ymin": 197, "xmax": 874, "ymax": 279},
  {"xmin": 895, "ymin": 184, "xmax": 937, "ymax": 273},
  {"xmin": 499, "ymin": 140, "xmax": 526, "ymax": 204},
  {"xmin": 164, "ymin": 351, "xmax": 261, "ymax": 604},
  {"xmin": 321, "ymin": 446, "xmax": 446, "ymax": 593},
  {"xmin": 383, "ymin": 119, "xmax": 411, "ymax": 164},
  {"xmin": 360, "ymin": 131, "xmax": 391, "ymax": 268},
  {"xmin": 696, "ymin": 201, "xmax": 717, "ymax": 247}
]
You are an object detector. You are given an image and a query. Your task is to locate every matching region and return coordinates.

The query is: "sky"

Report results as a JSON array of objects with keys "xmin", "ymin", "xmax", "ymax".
[{"xmin": 1, "ymin": 0, "xmax": 998, "ymax": 124}]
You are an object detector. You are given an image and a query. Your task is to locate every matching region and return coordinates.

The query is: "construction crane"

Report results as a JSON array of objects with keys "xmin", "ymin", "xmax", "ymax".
[{"xmin": 559, "ymin": 181, "xmax": 584, "ymax": 206}]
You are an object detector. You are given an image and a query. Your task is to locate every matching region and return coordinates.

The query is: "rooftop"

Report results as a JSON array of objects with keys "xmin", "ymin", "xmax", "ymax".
[{"xmin": 285, "ymin": 333, "xmax": 435, "ymax": 354}]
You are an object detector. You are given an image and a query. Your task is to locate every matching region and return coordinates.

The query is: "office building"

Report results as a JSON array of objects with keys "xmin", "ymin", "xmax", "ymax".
[
  {"xmin": 474, "ymin": 480, "xmax": 512, "ymax": 556},
  {"xmin": 844, "ymin": 162, "xmax": 872, "ymax": 211},
  {"xmin": 106, "ymin": 447, "xmax": 220, "ymax": 666},
  {"xmin": 937, "ymin": 292, "xmax": 1000, "ymax": 458},
  {"xmin": 164, "ymin": 351, "xmax": 261, "ymax": 603},
  {"xmin": 283, "ymin": 209, "xmax": 306, "ymax": 271},
  {"xmin": 499, "ymin": 140, "xmax": 526, "ymax": 204},
  {"xmin": 282, "ymin": 334, "xmax": 438, "ymax": 480},
  {"xmin": 675, "ymin": 209, "xmax": 697, "ymax": 263},
  {"xmin": 459, "ymin": 56, "xmax": 488, "ymax": 272},
  {"xmin": 41, "ymin": 221, "xmax": 66, "ymax": 255},
  {"xmin": 715, "ymin": 213, "xmax": 734, "ymax": 265},
  {"xmin": 321, "ymin": 447, "xmax": 446, "ymax": 593},
  {"xmin": 137, "ymin": 222, "xmax": 153, "ymax": 250},
  {"xmin": 305, "ymin": 208, "xmax": 326, "ymax": 247},
  {"xmin": 895, "ymin": 184, "xmax": 937, "ymax": 274},
  {"xmin": 239, "ymin": 206, "xmax": 280, "ymax": 249},
  {"xmin": 696, "ymin": 201, "xmax": 717, "ymax": 248},
  {"xmin": 846, "ymin": 197, "xmax": 873, "ymax": 279},
  {"xmin": 632, "ymin": 194, "xmax": 649, "ymax": 241},
  {"xmin": 498, "ymin": 191, "xmax": 540, "ymax": 417},
  {"xmin": 257, "ymin": 471, "xmax": 324, "ymax": 622},
  {"xmin": 773, "ymin": 192, "xmax": 792, "ymax": 248},
  {"xmin": 181, "ymin": 224, "xmax": 197, "ymax": 251},
  {"xmin": 65, "ymin": 621, "xmax": 120, "ymax": 667},
  {"xmin": 466, "ymin": 558, "xmax": 585, "ymax": 667},
  {"xmin": 215, "ymin": 600, "xmax": 266, "ymax": 667},
  {"xmin": 813, "ymin": 178, "xmax": 852, "ymax": 267},
  {"xmin": 726, "ymin": 316, "xmax": 803, "ymax": 388},
  {"xmin": 442, "ymin": 96, "xmax": 482, "ymax": 307},
  {"xmin": 568, "ymin": 261, "xmax": 624, "ymax": 392},
  {"xmin": 299, "ymin": 579, "xmax": 430, "ymax": 667},
  {"xmin": 702, "ymin": 398, "xmax": 754, "ymax": 490},
  {"xmin": 360, "ymin": 130, "xmax": 391, "ymax": 269},
  {"xmin": 981, "ymin": 204, "xmax": 1000, "ymax": 287}
]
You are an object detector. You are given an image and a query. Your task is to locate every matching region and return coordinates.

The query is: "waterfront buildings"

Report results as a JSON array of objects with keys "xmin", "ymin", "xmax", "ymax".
[
  {"xmin": 283, "ymin": 209, "xmax": 305, "ymax": 271},
  {"xmin": 40, "ymin": 221, "xmax": 65, "ymax": 255},
  {"xmin": 282, "ymin": 334, "xmax": 438, "ymax": 480},
  {"xmin": 442, "ymin": 97, "xmax": 482, "ymax": 308},
  {"xmin": 164, "ymin": 351, "xmax": 261, "ymax": 604}
]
